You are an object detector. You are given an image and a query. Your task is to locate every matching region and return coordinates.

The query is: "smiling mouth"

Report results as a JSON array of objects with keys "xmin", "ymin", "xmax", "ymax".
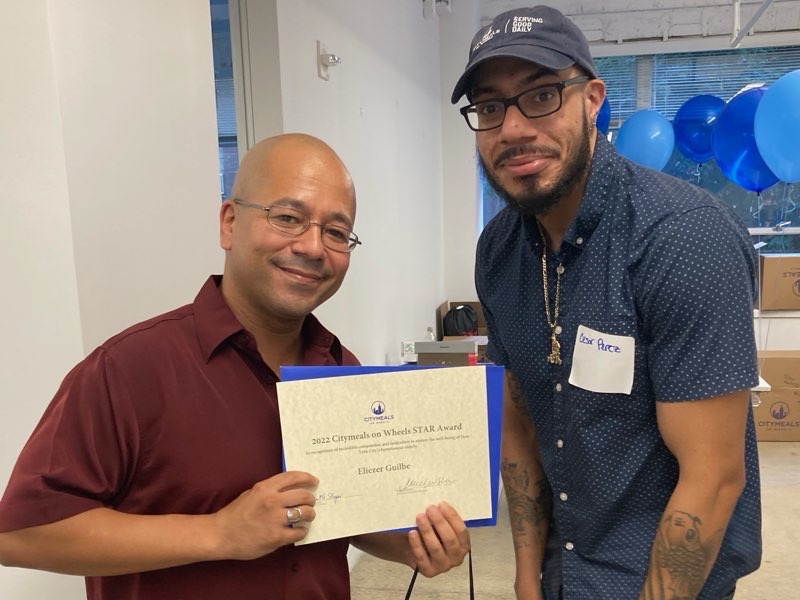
[
  {"xmin": 494, "ymin": 145, "xmax": 558, "ymax": 171},
  {"xmin": 280, "ymin": 265, "xmax": 325, "ymax": 283},
  {"xmin": 499, "ymin": 154, "xmax": 554, "ymax": 177}
]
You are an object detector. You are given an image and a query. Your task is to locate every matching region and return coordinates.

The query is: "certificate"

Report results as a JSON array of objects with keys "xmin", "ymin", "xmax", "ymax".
[{"xmin": 277, "ymin": 365, "xmax": 502, "ymax": 545}]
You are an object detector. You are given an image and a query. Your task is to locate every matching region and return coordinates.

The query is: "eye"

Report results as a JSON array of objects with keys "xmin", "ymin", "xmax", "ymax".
[
  {"xmin": 269, "ymin": 208, "xmax": 303, "ymax": 225},
  {"xmin": 322, "ymin": 225, "xmax": 350, "ymax": 244},
  {"xmin": 476, "ymin": 101, "xmax": 502, "ymax": 117},
  {"xmin": 530, "ymin": 88, "xmax": 557, "ymax": 104}
]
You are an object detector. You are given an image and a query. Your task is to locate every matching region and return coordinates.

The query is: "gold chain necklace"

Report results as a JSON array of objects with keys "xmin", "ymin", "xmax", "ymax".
[{"xmin": 537, "ymin": 221, "xmax": 563, "ymax": 365}]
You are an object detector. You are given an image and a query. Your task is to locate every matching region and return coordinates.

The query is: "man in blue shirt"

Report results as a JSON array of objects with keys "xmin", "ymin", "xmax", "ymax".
[{"xmin": 450, "ymin": 6, "xmax": 761, "ymax": 600}]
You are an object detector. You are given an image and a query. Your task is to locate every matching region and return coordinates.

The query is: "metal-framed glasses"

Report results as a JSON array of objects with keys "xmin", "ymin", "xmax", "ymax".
[
  {"xmin": 459, "ymin": 75, "xmax": 590, "ymax": 132},
  {"xmin": 233, "ymin": 199, "xmax": 362, "ymax": 252}
]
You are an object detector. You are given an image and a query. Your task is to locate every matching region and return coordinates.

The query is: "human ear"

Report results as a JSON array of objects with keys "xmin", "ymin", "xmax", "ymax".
[{"xmin": 219, "ymin": 200, "xmax": 236, "ymax": 251}]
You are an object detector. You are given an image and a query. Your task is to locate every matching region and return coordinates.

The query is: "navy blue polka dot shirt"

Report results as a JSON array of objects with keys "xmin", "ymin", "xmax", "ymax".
[{"xmin": 476, "ymin": 135, "xmax": 761, "ymax": 600}]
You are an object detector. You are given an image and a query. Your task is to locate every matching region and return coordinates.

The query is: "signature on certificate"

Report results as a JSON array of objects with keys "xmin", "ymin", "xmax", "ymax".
[
  {"xmin": 315, "ymin": 491, "xmax": 358, "ymax": 505},
  {"xmin": 396, "ymin": 475, "xmax": 457, "ymax": 494}
]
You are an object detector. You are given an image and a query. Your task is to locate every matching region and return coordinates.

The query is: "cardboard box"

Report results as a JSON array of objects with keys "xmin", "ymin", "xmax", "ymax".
[
  {"xmin": 435, "ymin": 300, "xmax": 487, "ymax": 340},
  {"xmin": 444, "ymin": 335, "xmax": 489, "ymax": 364},
  {"xmin": 759, "ymin": 254, "xmax": 800, "ymax": 311},
  {"xmin": 754, "ymin": 351, "xmax": 800, "ymax": 441},
  {"xmin": 416, "ymin": 340, "xmax": 478, "ymax": 367}
]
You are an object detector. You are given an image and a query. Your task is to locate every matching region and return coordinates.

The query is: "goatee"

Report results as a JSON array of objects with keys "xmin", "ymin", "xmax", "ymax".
[{"xmin": 479, "ymin": 121, "xmax": 593, "ymax": 218}]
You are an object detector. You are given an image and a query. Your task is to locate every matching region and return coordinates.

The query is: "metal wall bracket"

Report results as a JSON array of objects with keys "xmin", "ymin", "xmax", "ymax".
[{"xmin": 317, "ymin": 40, "xmax": 342, "ymax": 81}]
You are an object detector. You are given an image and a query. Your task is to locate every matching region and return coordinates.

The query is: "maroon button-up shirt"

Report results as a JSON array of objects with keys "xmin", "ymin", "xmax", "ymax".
[{"xmin": 0, "ymin": 276, "xmax": 359, "ymax": 599}]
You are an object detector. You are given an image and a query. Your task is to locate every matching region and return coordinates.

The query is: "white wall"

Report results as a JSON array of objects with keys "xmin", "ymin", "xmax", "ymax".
[
  {"xmin": 274, "ymin": 0, "xmax": 448, "ymax": 364},
  {"xmin": 0, "ymin": 1, "xmax": 221, "ymax": 597},
  {"xmin": 0, "ymin": 3, "xmax": 85, "ymax": 598},
  {"xmin": 48, "ymin": 1, "xmax": 223, "ymax": 352}
]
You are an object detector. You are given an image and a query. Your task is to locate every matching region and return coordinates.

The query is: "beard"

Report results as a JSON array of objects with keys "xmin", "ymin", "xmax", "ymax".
[{"xmin": 479, "ymin": 117, "xmax": 593, "ymax": 218}]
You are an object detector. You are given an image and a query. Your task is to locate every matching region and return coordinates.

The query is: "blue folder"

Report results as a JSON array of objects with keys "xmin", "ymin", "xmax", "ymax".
[{"xmin": 280, "ymin": 364, "xmax": 504, "ymax": 528}]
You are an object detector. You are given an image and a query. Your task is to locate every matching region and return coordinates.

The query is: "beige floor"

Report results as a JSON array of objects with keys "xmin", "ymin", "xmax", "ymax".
[{"xmin": 350, "ymin": 442, "xmax": 800, "ymax": 599}]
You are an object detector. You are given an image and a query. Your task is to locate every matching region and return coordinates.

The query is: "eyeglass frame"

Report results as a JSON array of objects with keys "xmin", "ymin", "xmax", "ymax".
[
  {"xmin": 232, "ymin": 199, "xmax": 362, "ymax": 252},
  {"xmin": 459, "ymin": 75, "xmax": 591, "ymax": 132}
]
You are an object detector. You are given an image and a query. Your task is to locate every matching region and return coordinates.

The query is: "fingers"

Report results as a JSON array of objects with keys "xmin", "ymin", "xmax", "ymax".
[
  {"xmin": 213, "ymin": 472, "xmax": 320, "ymax": 560},
  {"xmin": 271, "ymin": 470, "xmax": 319, "ymax": 492},
  {"xmin": 283, "ymin": 504, "xmax": 317, "ymax": 526},
  {"xmin": 408, "ymin": 501, "xmax": 471, "ymax": 578}
]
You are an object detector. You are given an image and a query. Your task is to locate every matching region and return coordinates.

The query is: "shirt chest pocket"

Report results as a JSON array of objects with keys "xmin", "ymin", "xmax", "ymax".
[{"xmin": 565, "ymin": 319, "xmax": 650, "ymax": 417}]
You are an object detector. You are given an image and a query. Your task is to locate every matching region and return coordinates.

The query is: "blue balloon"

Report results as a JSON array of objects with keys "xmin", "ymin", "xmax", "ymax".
[
  {"xmin": 755, "ymin": 69, "xmax": 800, "ymax": 183},
  {"xmin": 615, "ymin": 110, "xmax": 675, "ymax": 171},
  {"xmin": 673, "ymin": 95, "xmax": 725, "ymax": 163},
  {"xmin": 596, "ymin": 97, "xmax": 611, "ymax": 134},
  {"xmin": 712, "ymin": 87, "xmax": 779, "ymax": 193}
]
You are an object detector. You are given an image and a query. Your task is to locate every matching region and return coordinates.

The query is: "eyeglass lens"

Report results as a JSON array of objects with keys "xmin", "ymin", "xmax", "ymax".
[
  {"xmin": 267, "ymin": 205, "xmax": 357, "ymax": 251},
  {"xmin": 467, "ymin": 84, "xmax": 563, "ymax": 131}
]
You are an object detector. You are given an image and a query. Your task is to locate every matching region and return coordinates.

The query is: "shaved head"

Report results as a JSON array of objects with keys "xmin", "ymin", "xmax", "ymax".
[
  {"xmin": 219, "ymin": 133, "xmax": 358, "ymax": 334},
  {"xmin": 231, "ymin": 133, "xmax": 356, "ymax": 214}
]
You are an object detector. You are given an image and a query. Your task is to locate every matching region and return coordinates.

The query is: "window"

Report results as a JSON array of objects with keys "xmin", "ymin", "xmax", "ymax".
[
  {"xmin": 210, "ymin": 0, "xmax": 239, "ymax": 200},
  {"xmin": 481, "ymin": 46, "xmax": 800, "ymax": 253}
]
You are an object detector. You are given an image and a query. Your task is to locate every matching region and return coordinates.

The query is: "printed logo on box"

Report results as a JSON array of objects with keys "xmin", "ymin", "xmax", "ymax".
[
  {"xmin": 759, "ymin": 401, "xmax": 800, "ymax": 429},
  {"xmin": 770, "ymin": 401, "xmax": 790, "ymax": 420},
  {"xmin": 794, "ymin": 279, "xmax": 800, "ymax": 297}
]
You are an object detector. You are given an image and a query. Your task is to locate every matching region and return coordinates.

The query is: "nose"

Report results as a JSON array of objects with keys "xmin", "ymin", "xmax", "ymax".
[
  {"xmin": 498, "ymin": 104, "xmax": 537, "ymax": 140},
  {"xmin": 291, "ymin": 222, "xmax": 327, "ymax": 257}
]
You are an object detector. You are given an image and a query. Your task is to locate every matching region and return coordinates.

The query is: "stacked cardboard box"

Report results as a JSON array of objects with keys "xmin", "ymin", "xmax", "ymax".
[
  {"xmin": 759, "ymin": 254, "xmax": 800, "ymax": 311},
  {"xmin": 753, "ymin": 351, "xmax": 800, "ymax": 441},
  {"xmin": 415, "ymin": 340, "xmax": 478, "ymax": 367}
]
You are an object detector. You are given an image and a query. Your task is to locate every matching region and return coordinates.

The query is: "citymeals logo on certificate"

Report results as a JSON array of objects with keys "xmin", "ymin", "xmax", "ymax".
[{"xmin": 365, "ymin": 401, "xmax": 394, "ymax": 423}]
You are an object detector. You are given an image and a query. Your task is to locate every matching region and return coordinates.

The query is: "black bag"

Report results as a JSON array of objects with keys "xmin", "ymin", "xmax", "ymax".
[{"xmin": 442, "ymin": 304, "xmax": 479, "ymax": 336}]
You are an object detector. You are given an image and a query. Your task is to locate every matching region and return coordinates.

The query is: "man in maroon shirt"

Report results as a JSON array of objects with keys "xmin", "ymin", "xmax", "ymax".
[{"xmin": 0, "ymin": 134, "xmax": 470, "ymax": 599}]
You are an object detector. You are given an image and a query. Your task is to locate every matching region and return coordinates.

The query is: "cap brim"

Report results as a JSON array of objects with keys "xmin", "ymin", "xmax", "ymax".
[{"xmin": 450, "ymin": 45, "xmax": 576, "ymax": 104}]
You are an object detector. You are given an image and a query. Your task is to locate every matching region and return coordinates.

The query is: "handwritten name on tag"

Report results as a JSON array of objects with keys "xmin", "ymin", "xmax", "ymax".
[{"xmin": 568, "ymin": 325, "xmax": 635, "ymax": 394}]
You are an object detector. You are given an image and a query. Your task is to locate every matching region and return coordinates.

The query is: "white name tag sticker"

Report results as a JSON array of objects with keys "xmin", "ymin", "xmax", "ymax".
[{"xmin": 568, "ymin": 325, "xmax": 635, "ymax": 395}]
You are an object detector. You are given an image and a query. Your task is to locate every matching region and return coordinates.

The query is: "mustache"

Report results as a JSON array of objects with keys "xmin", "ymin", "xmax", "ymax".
[
  {"xmin": 275, "ymin": 258, "xmax": 330, "ymax": 279},
  {"xmin": 493, "ymin": 144, "xmax": 559, "ymax": 169}
]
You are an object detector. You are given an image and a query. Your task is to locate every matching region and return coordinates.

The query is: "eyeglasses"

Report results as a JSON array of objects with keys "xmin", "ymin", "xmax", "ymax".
[
  {"xmin": 233, "ymin": 199, "xmax": 362, "ymax": 253},
  {"xmin": 459, "ymin": 75, "xmax": 590, "ymax": 132}
]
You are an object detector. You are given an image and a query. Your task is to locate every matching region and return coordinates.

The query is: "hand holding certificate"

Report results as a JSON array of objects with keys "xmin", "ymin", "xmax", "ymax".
[{"xmin": 278, "ymin": 365, "xmax": 503, "ymax": 544}]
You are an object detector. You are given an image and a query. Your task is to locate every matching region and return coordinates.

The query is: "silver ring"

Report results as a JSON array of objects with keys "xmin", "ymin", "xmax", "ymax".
[{"xmin": 286, "ymin": 507, "xmax": 303, "ymax": 526}]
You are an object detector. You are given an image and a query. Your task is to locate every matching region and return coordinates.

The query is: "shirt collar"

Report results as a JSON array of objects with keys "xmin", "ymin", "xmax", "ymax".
[
  {"xmin": 562, "ymin": 134, "xmax": 620, "ymax": 246},
  {"xmin": 193, "ymin": 275, "xmax": 337, "ymax": 363},
  {"xmin": 521, "ymin": 134, "xmax": 620, "ymax": 252}
]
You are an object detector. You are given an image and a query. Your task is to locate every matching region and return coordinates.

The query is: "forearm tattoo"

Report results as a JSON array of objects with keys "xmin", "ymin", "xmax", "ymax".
[
  {"xmin": 501, "ymin": 459, "xmax": 552, "ymax": 549},
  {"xmin": 640, "ymin": 511, "xmax": 724, "ymax": 600}
]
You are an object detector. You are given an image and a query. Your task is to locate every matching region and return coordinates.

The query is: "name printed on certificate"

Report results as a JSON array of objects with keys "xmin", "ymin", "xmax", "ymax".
[{"xmin": 277, "ymin": 366, "xmax": 492, "ymax": 545}]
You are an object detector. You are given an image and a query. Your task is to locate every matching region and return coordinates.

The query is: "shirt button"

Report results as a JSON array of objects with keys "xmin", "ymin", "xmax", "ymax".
[
  {"xmin": 556, "ymin": 439, "xmax": 564, "ymax": 448},
  {"xmin": 555, "ymin": 325, "xmax": 562, "ymax": 334},
  {"xmin": 565, "ymin": 542, "xmax": 574, "ymax": 551},
  {"xmin": 576, "ymin": 237, "xmax": 584, "ymax": 245},
  {"xmin": 559, "ymin": 492, "xmax": 568, "ymax": 501},
  {"xmin": 556, "ymin": 265, "xmax": 565, "ymax": 275},
  {"xmin": 555, "ymin": 383, "xmax": 562, "ymax": 392},
  {"xmin": 290, "ymin": 562, "xmax": 300, "ymax": 573}
]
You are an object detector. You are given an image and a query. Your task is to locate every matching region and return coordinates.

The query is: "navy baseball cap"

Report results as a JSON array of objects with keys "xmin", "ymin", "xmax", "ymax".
[{"xmin": 451, "ymin": 5, "xmax": 597, "ymax": 104}]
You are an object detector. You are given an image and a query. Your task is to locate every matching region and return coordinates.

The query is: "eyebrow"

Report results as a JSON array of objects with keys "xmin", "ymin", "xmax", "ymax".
[
  {"xmin": 270, "ymin": 197, "xmax": 354, "ymax": 229},
  {"xmin": 470, "ymin": 68, "xmax": 556, "ymax": 100}
]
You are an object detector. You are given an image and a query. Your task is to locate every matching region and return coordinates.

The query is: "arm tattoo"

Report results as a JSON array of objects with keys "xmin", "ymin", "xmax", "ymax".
[
  {"xmin": 640, "ymin": 511, "xmax": 724, "ymax": 600},
  {"xmin": 501, "ymin": 459, "xmax": 552, "ymax": 549},
  {"xmin": 508, "ymin": 374, "xmax": 527, "ymax": 413}
]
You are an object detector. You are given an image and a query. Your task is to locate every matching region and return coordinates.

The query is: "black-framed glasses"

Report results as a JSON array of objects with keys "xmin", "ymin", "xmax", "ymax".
[
  {"xmin": 233, "ymin": 199, "xmax": 362, "ymax": 253},
  {"xmin": 459, "ymin": 75, "xmax": 590, "ymax": 132}
]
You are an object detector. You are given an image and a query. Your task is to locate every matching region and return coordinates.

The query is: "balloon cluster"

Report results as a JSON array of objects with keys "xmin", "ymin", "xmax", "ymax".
[{"xmin": 610, "ymin": 68, "xmax": 800, "ymax": 192}]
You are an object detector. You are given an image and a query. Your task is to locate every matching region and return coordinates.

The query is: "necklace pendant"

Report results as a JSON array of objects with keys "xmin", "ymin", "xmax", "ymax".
[{"xmin": 547, "ymin": 331, "xmax": 562, "ymax": 365}]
